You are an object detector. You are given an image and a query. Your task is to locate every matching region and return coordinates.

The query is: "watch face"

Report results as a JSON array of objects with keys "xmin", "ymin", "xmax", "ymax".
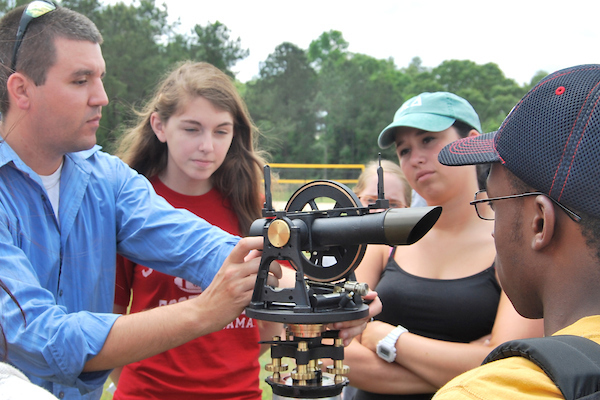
[{"xmin": 380, "ymin": 348, "xmax": 390, "ymax": 356}]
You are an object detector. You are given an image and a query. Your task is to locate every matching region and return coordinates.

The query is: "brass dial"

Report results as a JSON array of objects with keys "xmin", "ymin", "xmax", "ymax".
[{"xmin": 267, "ymin": 219, "xmax": 290, "ymax": 248}]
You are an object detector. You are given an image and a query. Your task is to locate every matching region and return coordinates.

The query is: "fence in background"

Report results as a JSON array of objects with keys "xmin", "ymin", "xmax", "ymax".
[
  {"xmin": 268, "ymin": 163, "xmax": 365, "ymax": 185},
  {"xmin": 265, "ymin": 163, "xmax": 366, "ymax": 208}
]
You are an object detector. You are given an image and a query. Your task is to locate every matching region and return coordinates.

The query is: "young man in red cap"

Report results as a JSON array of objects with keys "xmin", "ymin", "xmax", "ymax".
[{"xmin": 434, "ymin": 64, "xmax": 600, "ymax": 399}]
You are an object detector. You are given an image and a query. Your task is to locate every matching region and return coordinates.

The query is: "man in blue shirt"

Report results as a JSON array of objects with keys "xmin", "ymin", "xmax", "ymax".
[
  {"xmin": 0, "ymin": 3, "xmax": 379, "ymax": 399},
  {"xmin": 0, "ymin": 3, "xmax": 288, "ymax": 399},
  {"xmin": 0, "ymin": 3, "xmax": 279, "ymax": 400}
]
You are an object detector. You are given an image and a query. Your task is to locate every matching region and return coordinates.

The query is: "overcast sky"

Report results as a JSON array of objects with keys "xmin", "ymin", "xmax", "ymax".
[{"xmin": 113, "ymin": 0, "xmax": 599, "ymax": 85}]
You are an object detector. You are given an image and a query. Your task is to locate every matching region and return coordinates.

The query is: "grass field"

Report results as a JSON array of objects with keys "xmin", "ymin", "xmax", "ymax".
[{"xmin": 259, "ymin": 351, "xmax": 275, "ymax": 399}]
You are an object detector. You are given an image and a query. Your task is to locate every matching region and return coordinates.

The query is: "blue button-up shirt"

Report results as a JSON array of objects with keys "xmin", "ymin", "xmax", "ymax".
[{"xmin": 0, "ymin": 143, "xmax": 240, "ymax": 399}]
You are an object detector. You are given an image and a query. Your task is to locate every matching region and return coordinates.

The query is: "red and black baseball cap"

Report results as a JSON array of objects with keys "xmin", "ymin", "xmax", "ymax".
[{"xmin": 438, "ymin": 64, "xmax": 600, "ymax": 219}]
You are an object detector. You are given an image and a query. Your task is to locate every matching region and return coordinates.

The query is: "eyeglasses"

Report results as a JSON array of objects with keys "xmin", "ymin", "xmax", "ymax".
[
  {"xmin": 470, "ymin": 189, "xmax": 581, "ymax": 223},
  {"xmin": 11, "ymin": 0, "xmax": 57, "ymax": 72},
  {"xmin": 358, "ymin": 195, "xmax": 407, "ymax": 209}
]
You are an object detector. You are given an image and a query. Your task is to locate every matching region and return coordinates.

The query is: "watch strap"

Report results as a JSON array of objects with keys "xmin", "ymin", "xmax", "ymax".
[
  {"xmin": 376, "ymin": 324, "xmax": 408, "ymax": 362},
  {"xmin": 382, "ymin": 325, "xmax": 408, "ymax": 346}
]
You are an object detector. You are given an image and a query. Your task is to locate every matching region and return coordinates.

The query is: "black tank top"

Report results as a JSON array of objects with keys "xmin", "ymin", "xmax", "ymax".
[{"xmin": 353, "ymin": 247, "xmax": 500, "ymax": 400}]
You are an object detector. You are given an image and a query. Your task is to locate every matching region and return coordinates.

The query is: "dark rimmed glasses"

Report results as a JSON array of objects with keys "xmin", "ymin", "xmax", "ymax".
[
  {"xmin": 470, "ymin": 189, "xmax": 581, "ymax": 223},
  {"xmin": 11, "ymin": 0, "xmax": 57, "ymax": 72}
]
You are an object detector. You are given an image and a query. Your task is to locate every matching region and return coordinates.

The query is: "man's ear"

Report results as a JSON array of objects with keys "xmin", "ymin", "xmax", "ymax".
[
  {"xmin": 150, "ymin": 112, "xmax": 167, "ymax": 143},
  {"xmin": 531, "ymin": 195, "xmax": 556, "ymax": 251},
  {"xmin": 6, "ymin": 72, "xmax": 32, "ymax": 111},
  {"xmin": 467, "ymin": 129, "xmax": 480, "ymax": 138}
]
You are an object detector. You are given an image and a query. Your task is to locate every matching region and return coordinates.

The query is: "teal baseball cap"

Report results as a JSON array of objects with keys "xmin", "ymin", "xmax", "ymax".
[{"xmin": 378, "ymin": 92, "xmax": 482, "ymax": 148}]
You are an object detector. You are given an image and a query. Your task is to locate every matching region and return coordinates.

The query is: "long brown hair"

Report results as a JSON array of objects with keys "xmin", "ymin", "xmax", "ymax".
[{"xmin": 117, "ymin": 61, "xmax": 267, "ymax": 235}]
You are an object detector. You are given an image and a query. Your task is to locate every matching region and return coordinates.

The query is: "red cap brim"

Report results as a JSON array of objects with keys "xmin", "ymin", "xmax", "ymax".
[{"xmin": 438, "ymin": 132, "xmax": 502, "ymax": 166}]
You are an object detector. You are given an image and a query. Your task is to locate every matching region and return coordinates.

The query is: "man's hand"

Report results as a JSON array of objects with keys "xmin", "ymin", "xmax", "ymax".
[
  {"xmin": 87, "ymin": 237, "xmax": 281, "ymax": 372},
  {"xmin": 197, "ymin": 237, "xmax": 282, "ymax": 330},
  {"xmin": 328, "ymin": 291, "xmax": 382, "ymax": 346}
]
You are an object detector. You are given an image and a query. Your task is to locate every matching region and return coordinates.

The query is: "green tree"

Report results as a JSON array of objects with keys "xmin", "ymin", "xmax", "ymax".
[
  {"xmin": 526, "ymin": 70, "xmax": 549, "ymax": 90},
  {"xmin": 0, "ymin": 3, "xmax": 555, "ymax": 164},
  {"xmin": 309, "ymin": 31, "xmax": 408, "ymax": 165},
  {"xmin": 246, "ymin": 42, "xmax": 319, "ymax": 168},
  {"xmin": 433, "ymin": 60, "xmax": 526, "ymax": 132},
  {"xmin": 307, "ymin": 29, "xmax": 348, "ymax": 70},
  {"xmin": 187, "ymin": 21, "xmax": 248, "ymax": 77},
  {"xmin": 400, "ymin": 59, "xmax": 528, "ymax": 133},
  {"xmin": 60, "ymin": 0, "xmax": 103, "ymax": 18},
  {"xmin": 404, "ymin": 56, "xmax": 427, "ymax": 76},
  {"xmin": 401, "ymin": 57, "xmax": 442, "ymax": 97},
  {"xmin": 0, "ymin": 0, "xmax": 25, "ymax": 11},
  {"xmin": 88, "ymin": 0, "xmax": 174, "ymax": 151}
]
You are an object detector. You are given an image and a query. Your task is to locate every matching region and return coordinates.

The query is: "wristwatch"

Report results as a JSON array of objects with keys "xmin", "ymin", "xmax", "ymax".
[{"xmin": 376, "ymin": 325, "xmax": 408, "ymax": 362}]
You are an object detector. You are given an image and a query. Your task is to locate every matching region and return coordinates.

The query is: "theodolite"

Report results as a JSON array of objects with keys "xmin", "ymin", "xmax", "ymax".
[{"xmin": 246, "ymin": 164, "xmax": 441, "ymax": 399}]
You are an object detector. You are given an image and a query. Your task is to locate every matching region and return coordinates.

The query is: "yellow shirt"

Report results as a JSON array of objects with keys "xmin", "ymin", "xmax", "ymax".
[{"xmin": 433, "ymin": 315, "xmax": 600, "ymax": 399}]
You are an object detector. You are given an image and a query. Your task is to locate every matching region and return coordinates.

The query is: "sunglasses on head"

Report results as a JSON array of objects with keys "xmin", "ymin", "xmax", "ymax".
[{"xmin": 11, "ymin": 0, "xmax": 57, "ymax": 72}]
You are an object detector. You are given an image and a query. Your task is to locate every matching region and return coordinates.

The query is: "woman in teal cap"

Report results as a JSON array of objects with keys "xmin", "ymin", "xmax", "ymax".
[{"xmin": 344, "ymin": 92, "xmax": 543, "ymax": 399}]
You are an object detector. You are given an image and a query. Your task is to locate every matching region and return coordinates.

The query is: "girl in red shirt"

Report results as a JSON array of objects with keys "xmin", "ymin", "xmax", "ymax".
[{"xmin": 112, "ymin": 61, "xmax": 280, "ymax": 400}]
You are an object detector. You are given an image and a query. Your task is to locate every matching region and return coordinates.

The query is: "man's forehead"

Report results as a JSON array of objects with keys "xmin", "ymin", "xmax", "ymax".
[
  {"xmin": 52, "ymin": 37, "xmax": 105, "ymax": 72},
  {"xmin": 54, "ymin": 37, "xmax": 103, "ymax": 57}
]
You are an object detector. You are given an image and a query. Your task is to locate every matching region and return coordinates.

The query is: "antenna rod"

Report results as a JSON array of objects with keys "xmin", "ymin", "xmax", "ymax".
[
  {"xmin": 263, "ymin": 165, "xmax": 273, "ymax": 211},
  {"xmin": 377, "ymin": 153, "xmax": 385, "ymax": 200}
]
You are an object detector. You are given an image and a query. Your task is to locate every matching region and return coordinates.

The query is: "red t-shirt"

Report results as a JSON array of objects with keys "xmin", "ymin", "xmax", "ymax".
[{"xmin": 113, "ymin": 177, "xmax": 262, "ymax": 400}]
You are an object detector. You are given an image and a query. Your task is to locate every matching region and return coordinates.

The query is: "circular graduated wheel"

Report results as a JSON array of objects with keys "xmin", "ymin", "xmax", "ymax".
[{"xmin": 285, "ymin": 180, "xmax": 366, "ymax": 282}]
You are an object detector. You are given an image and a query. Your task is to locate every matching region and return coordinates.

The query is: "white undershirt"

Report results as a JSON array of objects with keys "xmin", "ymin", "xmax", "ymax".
[{"xmin": 39, "ymin": 162, "xmax": 63, "ymax": 224}]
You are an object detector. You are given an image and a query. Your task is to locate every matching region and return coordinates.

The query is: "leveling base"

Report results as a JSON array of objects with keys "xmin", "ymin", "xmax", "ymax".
[{"xmin": 269, "ymin": 373, "xmax": 346, "ymax": 399}]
